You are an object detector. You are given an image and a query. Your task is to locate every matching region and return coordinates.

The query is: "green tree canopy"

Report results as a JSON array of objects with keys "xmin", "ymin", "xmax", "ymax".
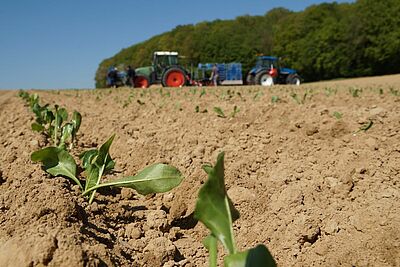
[{"xmin": 95, "ymin": 0, "xmax": 400, "ymax": 87}]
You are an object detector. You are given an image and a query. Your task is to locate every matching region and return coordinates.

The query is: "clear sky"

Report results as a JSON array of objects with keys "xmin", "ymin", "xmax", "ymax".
[{"xmin": 0, "ymin": 0, "xmax": 354, "ymax": 89}]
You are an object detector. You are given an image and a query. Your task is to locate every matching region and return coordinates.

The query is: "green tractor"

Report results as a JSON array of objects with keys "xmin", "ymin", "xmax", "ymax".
[{"xmin": 134, "ymin": 51, "xmax": 190, "ymax": 88}]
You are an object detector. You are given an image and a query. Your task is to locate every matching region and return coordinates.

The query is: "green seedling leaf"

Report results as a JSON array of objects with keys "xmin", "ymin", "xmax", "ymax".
[
  {"xmin": 333, "ymin": 111, "xmax": 343, "ymax": 120},
  {"xmin": 53, "ymin": 105, "xmax": 61, "ymax": 146},
  {"xmin": 59, "ymin": 123, "xmax": 74, "ymax": 149},
  {"xmin": 80, "ymin": 149, "xmax": 98, "ymax": 169},
  {"xmin": 224, "ymin": 244, "xmax": 276, "ymax": 267},
  {"xmin": 359, "ymin": 120, "xmax": 373, "ymax": 132},
  {"xmin": 32, "ymin": 122, "xmax": 45, "ymax": 132},
  {"xmin": 58, "ymin": 107, "xmax": 68, "ymax": 121},
  {"xmin": 29, "ymin": 94, "xmax": 39, "ymax": 109},
  {"xmin": 290, "ymin": 92, "xmax": 302, "ymax": 104},
  {"xmin": 349, "ymin": 87, "xmax": 361, "ymax": 97},
  {"xmin": 213, "ymin": 107, "xmax": 226, "ymax": 118},
  {"xmin": 203, "ymin": 235, "xmax": 218, "ymax": 267},
  {"xmin": 390, "ymin": 87, "xmax": 399, "ymax": 96},
  {"xmin": 97, "ymin": 135, "xmax": 116, "ymax": 171},
  {"xmin": 83, "ymin": 163, "xmax": 183, "ymax": 195},
  {"xmin": 31, "ymin": 147, "xmax": 82, "ymax": 190},
  {"xmin": 230, "ymin": 106, "xmax": 240, "ymax": 118},
  {"xmin": 32, "ymin": 103, "xmax": 44, "ymax": 122},
  {"xmin": 52, "ymin": 106, "xmax": 69, "ymax": 146},
  {"xmin": 44, "ymin": 109, "xmax": 55, "ymax": 124},
  {"xmin": 32, "ymin": 103, "xmax": 50, "ymax": 126},
  {"xmin": 72, "ymin": 111, "xmax": 82, "ymax": 133},
  {"xmin": 324, "ymin": 87, "xmax": 337, "ymax": 96},
  {"xmin": 81, "ymin": 134, "xmax": 116, "ymax": 203},
  {"xmin": 70, "ymin": 111, "xmax": 82, "ymax": 148},
  {"xmin": 194, "ymin": 152, "xmax": 239, "ymax": 255},
  {"xmin": 253, "ymin": 91, "xmax": 263, "ymax": 100},
  {"xmin": 302, "ymin": 92, "xmax": 308, "ymax": 103},
  {"xmin": 18, "ymin": 90, "xmax": 30, "ymax": 101},
  {"xmin": 271, "ymin": 95, "xmax": 280, "ymax": 103},
  {"xmin": 354, "ymin": 120, "xmax": 374, "ymax": 135},
  {"xmin": 200, "ymin": 88, "xmax": 206, "ymax": 97}
]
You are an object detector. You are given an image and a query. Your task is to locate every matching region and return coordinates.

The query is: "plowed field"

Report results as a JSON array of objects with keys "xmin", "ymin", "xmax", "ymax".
[{"xmin": 1, "ymin": 74, "xmax": 399, "ymax": 266}]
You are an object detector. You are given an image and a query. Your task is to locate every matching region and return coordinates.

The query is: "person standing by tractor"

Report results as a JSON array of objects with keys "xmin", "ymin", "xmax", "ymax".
[
  {"xmin": 210, "ymin": 64, "xmax": 219, "ymax": 86},
  {"xmin": 126, "ymin": 65, "xmax": 136, "ymax": 87},
  {"xmin": 106, "ymin": 66, "xmax": 115, "ymax": 87},
  {"xmin": 107, "ymin": 66, "xmax": 119, "ymax": 88}
]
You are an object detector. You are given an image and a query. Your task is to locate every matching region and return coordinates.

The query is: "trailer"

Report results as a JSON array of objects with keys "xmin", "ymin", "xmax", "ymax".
[{"xmin": 197, "ymin": 63, "xmax": 243, "ymax": 86}]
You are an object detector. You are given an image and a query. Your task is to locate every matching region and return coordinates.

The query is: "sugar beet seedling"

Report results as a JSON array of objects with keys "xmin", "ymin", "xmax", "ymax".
[
  {"xmin": 19, "ymin": 91, "xmax": 82, "ymax": 149},
  {"xmin": 194, "ymin": 152, "xmax": 276, "ymax": 267},
  {"xmin": 32, "ymin": 134, "xmax": 184, "ymax": 203}
]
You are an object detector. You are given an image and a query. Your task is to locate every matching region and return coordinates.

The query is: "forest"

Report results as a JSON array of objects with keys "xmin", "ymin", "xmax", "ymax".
[{"xmin": 95, "ymin": 0, "xmax": 400, "ymax": 88}]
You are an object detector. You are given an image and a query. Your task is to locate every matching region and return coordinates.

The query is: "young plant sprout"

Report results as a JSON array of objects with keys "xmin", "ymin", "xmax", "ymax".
[
  {"xmin": 333, "ymin": 111, "xmax": 343, "ymax": 120},
  {"xmin": 80, "ymin": 134, "xmax": 116, "ymax": 204},
  {"xmin": 200, "ymin": 88, "xmax": 206, "ymax": 97},
  {"xmin": 290, "ymin": 91, "xmax": 307, "ymax": 104},
  {"xmin": 253, "ymin": 91, "xmax": 263, "ymax": 100},
  {"xmin": 230, "ymin": 106, "xmax": 240, "ymax": 118},
  {"xmin": 271, "ymin": 95, "xmax": 280, "ymax": 103},
  {"xmin": 19, "ymin": 91, "xmax": 82, "ymax": 149},
  {"xmin": 349, "ymin": 87, "xmax": 361, "ymax": 97},
  {"xmin": 32, "ymin": 135, "xmax": 183, "ymax": 203},
  {"xmin": 213, "ymin": 107, "xmax": 226, "ymax": 118},
  {"xmin": 358, "ymin": 120, "xmax": 373, "ymax": 132},
  {"xmin": 194, "ymin": 152, "xmax": 276, "ymax": 267}
]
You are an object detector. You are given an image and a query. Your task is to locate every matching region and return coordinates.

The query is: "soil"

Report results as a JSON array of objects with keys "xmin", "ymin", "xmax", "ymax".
[{"xmin": 0, "ymin": 74, "xmax": 399, "ymax": 267}]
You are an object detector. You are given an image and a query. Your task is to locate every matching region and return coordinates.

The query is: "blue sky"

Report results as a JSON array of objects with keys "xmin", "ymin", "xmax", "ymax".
[{"xmin": 0, "ymin": 0, "xmax": 354, "ymax": 89}]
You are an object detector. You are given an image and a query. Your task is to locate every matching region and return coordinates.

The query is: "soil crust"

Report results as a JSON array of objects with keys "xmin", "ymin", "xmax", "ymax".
[{"xmin": 1, "ymin": 75, "xmax": 399, "ymax": 266}]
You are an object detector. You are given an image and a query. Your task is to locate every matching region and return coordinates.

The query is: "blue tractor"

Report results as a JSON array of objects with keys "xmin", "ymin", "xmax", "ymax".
[{"xmin": 246, "ymin": 56, "xmax": 301, "ymax": 86}]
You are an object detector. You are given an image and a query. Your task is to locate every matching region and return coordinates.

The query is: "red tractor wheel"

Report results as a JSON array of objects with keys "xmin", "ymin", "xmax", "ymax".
[
  {"xmin": 162, "ymin": 68, "xmax": 187, "ymax": 87},
  {"xmin": 134, "ymin": 75, "xmax": 150, "ymax": 88}
]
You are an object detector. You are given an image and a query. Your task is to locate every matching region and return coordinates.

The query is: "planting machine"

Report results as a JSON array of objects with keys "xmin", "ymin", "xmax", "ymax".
[
  {"xmin": 246, "ymin": 56, "xmax": 301, "ymax": 86},
  {"xmin": 196, "ymin": 63, "xmax": 243, "ymax": 86}
]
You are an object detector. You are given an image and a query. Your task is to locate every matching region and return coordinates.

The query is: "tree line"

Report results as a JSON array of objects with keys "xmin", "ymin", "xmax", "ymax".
[{"xmin": 95, "ymin": 0, "xmax": 400, "ymax": 88}]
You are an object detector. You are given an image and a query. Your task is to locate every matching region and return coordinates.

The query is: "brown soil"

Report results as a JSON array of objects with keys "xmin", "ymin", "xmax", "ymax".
[{"xmin": 0, "ymin": 75, "xmax": 399, "ymax": 267}]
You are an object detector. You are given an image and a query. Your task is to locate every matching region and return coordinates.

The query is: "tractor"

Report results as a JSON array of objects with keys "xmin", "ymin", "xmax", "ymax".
[
  {"xmin": 246, "ymin": 56, "xmax": 301, "ymax": 86},
  {"xmin": 134, "ymin": 51, "xmax": 191, "ymax": 88}
]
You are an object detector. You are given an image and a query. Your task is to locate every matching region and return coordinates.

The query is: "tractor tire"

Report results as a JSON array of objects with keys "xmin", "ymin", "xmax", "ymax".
[
  {"xmin": 286, "ymin": 74, "xmax": 301, "ymax": 86},
  {"xmin": 161, "ymin": 68, "xmax": 187, "ymax": 87},
  {"xmin": 255, "ymin": 71, "xmax": 274, "ymax": 86},
  {"xmin": 134, "ymin": 75, "xmax": 150, "ymax": 88},
  {"xmin": 246, "ymin": 73, "xmax": 255, "ymax": 85}
]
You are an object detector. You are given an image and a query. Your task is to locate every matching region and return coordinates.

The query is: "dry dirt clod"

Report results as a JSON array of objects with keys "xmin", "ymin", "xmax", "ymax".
[
  {"xmin": 169, "ymin": 197, "xmax": 188, "ymax": 223},
  {"xmin": 120, "ymin": 188, "xmax": 135, "ymax": 200},
  {"xmin": 124, "ymin": 223, "xmax": 143, "ymax": 240},
  {"xmin": 143, "ymin": 237, "xmax": 177, "ymax": 265},
  {"xmin": 299, "ymin": 226, "xmax": 321, "ymax": 246},
  {"xmin": 146, "ymin": 210, "xmax": 168, "ymax": 231}
]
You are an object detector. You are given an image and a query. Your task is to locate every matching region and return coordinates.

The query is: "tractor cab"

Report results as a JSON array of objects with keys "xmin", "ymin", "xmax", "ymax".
[
  {"xmin": 255, "ymin": 56, "xmax": 280, "ymax": 70},
  {"xmin": 152, "ymin": 51, "xmax": 179, "ymax": 80}
]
